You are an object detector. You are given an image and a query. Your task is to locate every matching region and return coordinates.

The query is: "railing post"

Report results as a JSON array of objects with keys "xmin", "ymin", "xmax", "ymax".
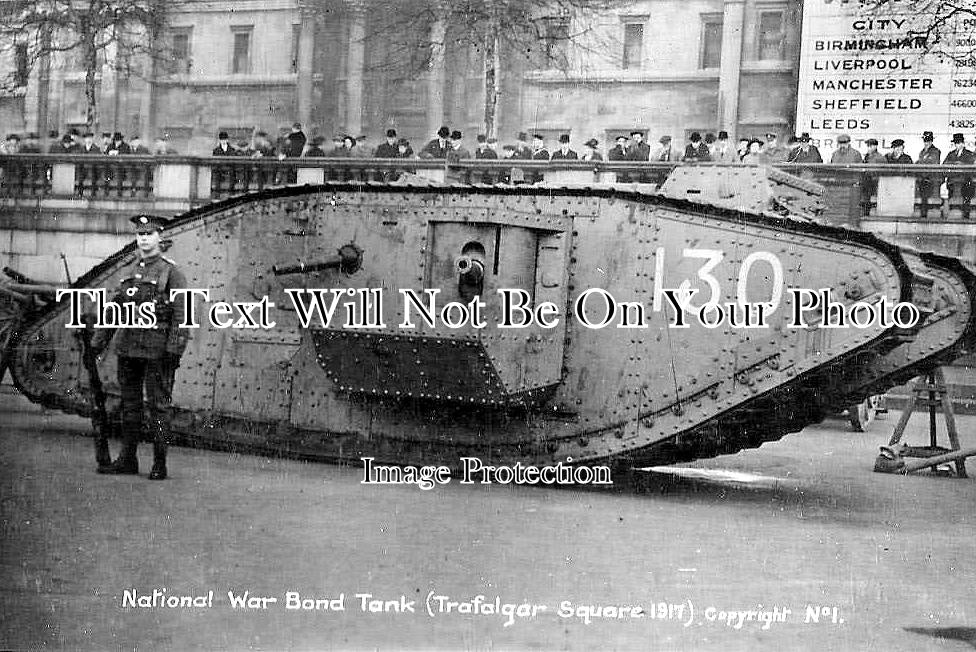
[
  {"xmin": 876, "ymin": 175, "xmax": 916, "ymax": 217},
  {"xmin": 51, "ymin": 162, "xmax": 76, "ymax": 195},
  {"xmin": 154, "ymin": 162, "xmax": 194, "ymax": 200},
  {"xmin": 195, "ymin": 163, "xmax": 212, "ymax": 201},
  {"xmin": 297, "ymin": 167, "xmax": 325, "ymax": 185}
]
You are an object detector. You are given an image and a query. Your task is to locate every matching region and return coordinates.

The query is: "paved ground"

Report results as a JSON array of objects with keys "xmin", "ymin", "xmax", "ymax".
[{"xmin": 2, "ymin": 386, "xmax": 975, "ymax": 652}]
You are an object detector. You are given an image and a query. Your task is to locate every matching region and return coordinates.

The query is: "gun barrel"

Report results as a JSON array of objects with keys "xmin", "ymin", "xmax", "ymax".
[{"xmin": 272, "ymin": 243, "xmax": 363, "ymax": 276}]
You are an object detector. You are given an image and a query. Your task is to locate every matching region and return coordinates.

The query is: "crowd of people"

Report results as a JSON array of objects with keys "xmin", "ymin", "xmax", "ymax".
[{"xmin": 5, "ymin": 122, "xmax": 975, "ymax": 173}]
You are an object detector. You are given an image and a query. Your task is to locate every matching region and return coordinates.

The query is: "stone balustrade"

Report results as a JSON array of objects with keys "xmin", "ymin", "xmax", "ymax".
[{"xmin": 2, "ymin": 153, "xmax": 976, "ymax": 282}]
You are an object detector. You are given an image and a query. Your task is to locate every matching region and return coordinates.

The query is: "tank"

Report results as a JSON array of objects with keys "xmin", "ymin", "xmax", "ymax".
[{"xmin": 6, "ymin": 166, "xmax": 971, "ymax": 471}]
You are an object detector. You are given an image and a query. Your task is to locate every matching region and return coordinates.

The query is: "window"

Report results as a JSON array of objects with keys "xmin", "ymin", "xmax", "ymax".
[
  {"xmin": 758, "ymin": 10, "xmax": 786, "ymax": 60},
  {"xmin": 700, "ymin": 15, "xmax": 723, "ymax": 69},
  {"xmin": 170, "ymin": 28, "xmax": 192, "ymax": 74},
  {"xmin": 290, "ymin": 24, "xmax": 301, "ymax": 73},
  {"xmin": 622, "ymin": 23, "xmax": 643, "ymax": 69},
  {"xmin": 231, "ymin": 27, "xmax": 252, "ymax": 74},
  {"xmin": 14, "ymin": 43, "xmax": 28, "ymax": 86},
  {"xmin": 541, "ymin": 14, "xmax": 570, "ymax": 67}
]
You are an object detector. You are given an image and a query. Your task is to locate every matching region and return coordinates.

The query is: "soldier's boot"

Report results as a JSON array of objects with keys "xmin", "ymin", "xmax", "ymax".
[
  {"xmin": 148, "ymin": 442, "xmax": 167, "ymax": 481},
  {"xmin": 98, "ymin": 432, "xmax": 139, "ymax": 475}
]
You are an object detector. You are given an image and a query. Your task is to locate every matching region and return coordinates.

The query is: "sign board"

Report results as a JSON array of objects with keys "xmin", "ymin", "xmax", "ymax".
[{"xmin": 796, "ymin": 0, "xmax": 976, "ymax": 155}]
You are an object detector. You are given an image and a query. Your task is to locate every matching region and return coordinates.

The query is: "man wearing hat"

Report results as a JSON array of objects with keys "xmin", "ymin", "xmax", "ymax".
[
  {"xmin": 652, "ymin": 135, "xmax": 679, "ymax": 162},
  {"xmin": 51, "ymin": 133, "xmax": 78, "ymax": 154},
  {"xmin": 529, "ymin": 134, "xmax": 549, "ymax": 160},
  {"xmin": 944, "ymin": 133, "xmax": 975, "ymax": 218},
  {"xmin": 107, "ymin": 132, "xmax": 130, "ymax": 156},
  {"xmin": 916, "ymin": 131, "xmax": 942, "ymax": 217},
  {"xmin": 551, "ymin": 134, "xmax": 577, "ymax": 160},
  {"xmin": 885, "ymin": 139, "xmax": 912, "ymax": 164},
  {"xmin": 421, "ymin": 126, "xmax": 451, "ymax": 159},
  {"xmin": 20, "ymin": 132, "xmax": 40, "ymax": 153},
  {"xmin": 628, "ymin": 130, "xmax": 650, "ymax": 161},
  {"xmin": 213, "ymin": 131, "xmax": 236, "ymax": 156},
  {"xmin": 712, "ymin": 131, "xmax": 737, "ymax": 163},
  {"xmin": 683, "ymin": 132, "xmax": 711, "ymax": 162},
  {"xmin": 449, "ymin": 130, "xmax": 470, "ymax": 160},
  {"xmin": 788, "ymin": 133, "xmax": 822, "ymax": 163},
  {"xmin": 608, "ymin": 134, "xmax": 630, "ymax": 161},
  {"xmin": 79, "ymin": 132, "xmax": 100, "ymax": 155},
  {"xmin": 397, "ymin": 138, "xmax": 414, "ymax": 158},
  {"xmin": 91, "ymin": 214, "xmax": 188, "ymax": 480},
  {"xmin": 581, "ymin": 138, "xmax": 602, "ymax": 161},
  {"xmin": 762, "ymin": 132, "xmax": 789, "ymax": 163},
  {"xmin": 375, "ymin": 128, "xmax": 399, "ymax": 158},
  {"xmin": 475, "ymin": 134, "xmax": 497, "ymax": 159},
  {"xmin": 830, "ymin": 134, "xmax": 863, "ymax": 164}
]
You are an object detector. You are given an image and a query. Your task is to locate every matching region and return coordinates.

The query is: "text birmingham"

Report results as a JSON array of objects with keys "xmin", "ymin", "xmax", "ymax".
[{"xmin": 58, "ymin": 287, "xmax": 922, "ymax": 331}]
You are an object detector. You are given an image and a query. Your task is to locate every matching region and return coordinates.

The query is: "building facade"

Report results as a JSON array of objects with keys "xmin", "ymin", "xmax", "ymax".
[{"xmin": 6, "ymin": 0, "xmax": 803, "ymax": 154}]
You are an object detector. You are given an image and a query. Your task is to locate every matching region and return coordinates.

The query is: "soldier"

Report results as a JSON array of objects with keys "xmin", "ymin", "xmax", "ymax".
[
  {"xmin": 608, "ymin": 134, "xmax": 629, "ymax": 161},
  {"xmin": 212, "ymin": 131, "xmax": 237, "ymax": 156},
  {"xmin": 374, "ymin": 129, "xmax": 399, "ymax": 158},
  {"xmin": 829, "ymin": 134, "xmax": 863, "ymax": 164},
  {"xmin": 550, "ymin": 134, "xmax": 577, "ymax": 160},
  {"xmin": 420, "ymin": 126, "xmax": 451, "ymax": 159},
  {"xmin": 944, "ymin": 133, "xmax": 975, "ymax": 218},
  {"xmin": 885, "ymin": 138, "xmax": 912, "ymax": 164},
  {"xmin": 763, "ymin": 132, "xmax": 790, "ymax": 163},
  {"xmin": 682, "ymin": 132, "xmax": 711, "ymax": 162},
  {"xmin": 92, "ymin": 214, "xmax": 188, "ymax": 480},
  {"xmin": 581, "ymin": 138, "xmax": 602, "ymax": 161},
  {"xmin": 531, "ymin": 134, "xmax": 550, "ymax": 160},
  {"xmin": 916, "ymin": 130, "xmax": 942, "ymax": 217},
  {"xmin": 629, "ymin": 130, "xmax": 650, "ymax": 161}
]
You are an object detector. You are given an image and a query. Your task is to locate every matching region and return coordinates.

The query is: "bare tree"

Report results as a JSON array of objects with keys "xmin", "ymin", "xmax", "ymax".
[
  {"xmin": 311, "ymin": 0, "xmax": 624, "ymax": 139},
  {"xmin": 858, "ymin": 1, "xmax": 976, "ymax": 65},
  {"xmin": 0, "ymin": 0, "xmax": 176, "ymax": 128}
]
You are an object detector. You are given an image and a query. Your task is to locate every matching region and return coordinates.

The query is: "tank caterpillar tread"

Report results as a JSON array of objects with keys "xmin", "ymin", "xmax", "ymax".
[{"xmin": 7, "ymin": 179, "xmax": 936, "ymax": 470}]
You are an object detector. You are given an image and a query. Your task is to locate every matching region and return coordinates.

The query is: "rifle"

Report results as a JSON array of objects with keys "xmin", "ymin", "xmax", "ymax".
[{"xmin": 78, "ymin": 315, "xmax": 111, "ymax": 467}]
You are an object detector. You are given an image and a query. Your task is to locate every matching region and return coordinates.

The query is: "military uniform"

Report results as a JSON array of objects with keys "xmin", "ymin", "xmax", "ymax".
[{"xmin": 94, "ymin": 215, "xmax": 187, "ymax": 479}]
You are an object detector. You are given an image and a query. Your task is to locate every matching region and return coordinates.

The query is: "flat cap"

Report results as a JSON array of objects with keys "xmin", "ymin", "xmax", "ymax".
[
  {"xmin": 922, "ymin": 130, "xmax": 934, "ymax": 141},
  {"xmin": 584, "ymin": 138, "xmax": 598, "ymax": 148},
  {"xmin": 890, "ymin": 138, "xmax": 905, "ymax": 148},
  {"xmin": 836, "ymin": 133, "xmax": 851, "ymax": 143},
  {"xmin": 865, "ymin": 137, "xmax": 879, "ymax": 146}
]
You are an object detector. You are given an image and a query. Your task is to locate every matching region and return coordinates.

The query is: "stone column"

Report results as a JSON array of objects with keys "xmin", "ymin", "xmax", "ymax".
[
  {"xmin": 718, "ymin": 0, "xmax": 746, "ymax": 137},
  {"xmin": 296, "ymin": 11, "xmax": 315, "ymax": 127},
  {"xmin": 344, "ymin": 8, "xmax": 365, "ymax": 136},
  {"xmin": 426, "ymin": 19, "xmax": 446, "ymax": 138}
]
